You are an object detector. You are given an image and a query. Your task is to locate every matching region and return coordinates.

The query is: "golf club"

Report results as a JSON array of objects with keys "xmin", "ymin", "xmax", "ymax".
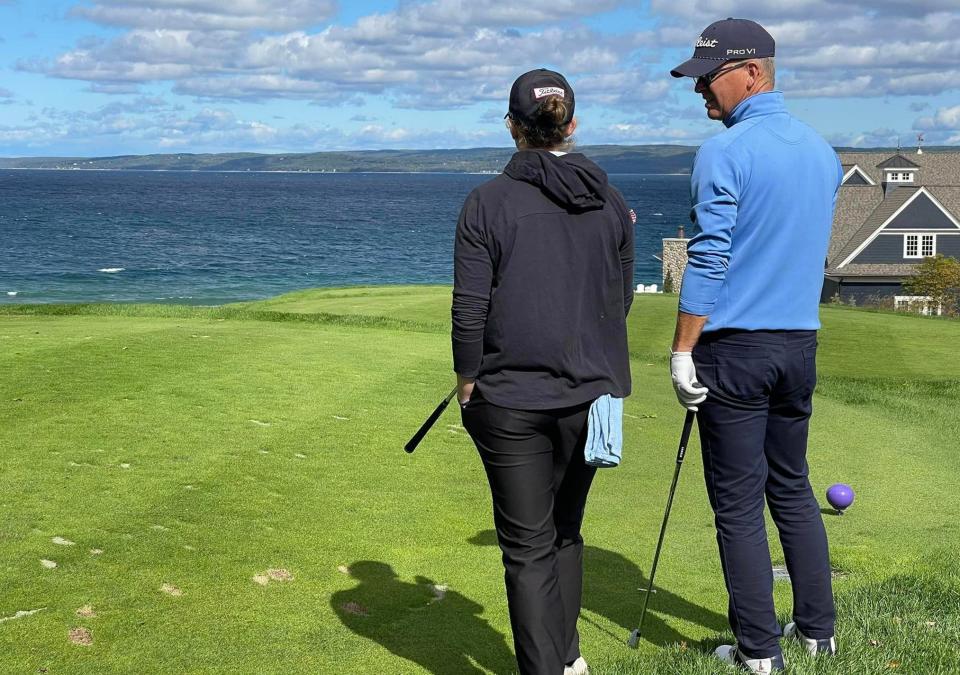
[
  {"xmin": 628, "ymin": 409, "xmax": 696, "ymax": 648},
  {"xmin": 404, "ymin": 386, "xmax": 458, "ymax": 453}
]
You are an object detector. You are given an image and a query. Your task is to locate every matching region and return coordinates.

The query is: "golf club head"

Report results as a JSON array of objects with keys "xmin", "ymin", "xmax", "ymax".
[{"xmin": 627, "ymin": 628, "xmax": 641, "ymax": 649}]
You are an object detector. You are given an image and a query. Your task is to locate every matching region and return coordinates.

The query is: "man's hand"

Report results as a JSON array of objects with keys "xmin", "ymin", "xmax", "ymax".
[
  {"xmin": 457, "ymin": 374, "xmax": 475, "ymax": 407},
  {"xmin": 670, "ymin": 351, "xmax": 708, "ymax": 411}
]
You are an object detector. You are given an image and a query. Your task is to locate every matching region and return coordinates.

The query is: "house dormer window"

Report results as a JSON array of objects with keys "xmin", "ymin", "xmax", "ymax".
[
  {"xmin": 904, "ymin": 234, "xmax": 935, "ymax": 258},
  {"xmin": 886, "ymin": 171, "xmax": 915, "ymax": 183}
]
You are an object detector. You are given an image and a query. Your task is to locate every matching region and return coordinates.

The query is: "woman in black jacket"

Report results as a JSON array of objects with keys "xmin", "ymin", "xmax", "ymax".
[{"xmin": 453, "ymin": 68, "xmax": 635, "ymax": 675}]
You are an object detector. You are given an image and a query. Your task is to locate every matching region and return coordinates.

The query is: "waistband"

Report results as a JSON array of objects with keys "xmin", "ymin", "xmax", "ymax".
[{"xmin": 699, "ymin": 329, "xmax": 818, "ymax": 347}]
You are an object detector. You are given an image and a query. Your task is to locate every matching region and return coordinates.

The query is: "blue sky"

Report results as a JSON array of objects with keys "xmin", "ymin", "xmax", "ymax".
[{"xmin": 2, "ymin": 0, "xmax": 960, "ymax": 156}]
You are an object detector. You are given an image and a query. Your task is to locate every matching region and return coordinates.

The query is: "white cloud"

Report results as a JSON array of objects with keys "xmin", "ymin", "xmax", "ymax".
[
  {"xmin": 70, "ymin": 0, "xmax": 338, "ymax": 32},
  {"xmin": 826, "ymin": 127, "xmax": 901, "ymax": 148},
  {"xmin": 915, "ymin": 105, "xmax": 960, "ymax": 133},
  {"xmin": 0, "ymin": 97, "xmax": 510, "ymax": 153},
  {"xmin": 28, "ymin": 3, "xmax": 643, "ymax": 111}
]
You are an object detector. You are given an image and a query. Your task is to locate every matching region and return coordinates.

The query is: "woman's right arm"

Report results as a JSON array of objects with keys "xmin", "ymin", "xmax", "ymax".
[{"xmin": 452, "ymin": 190, "xmax": 493, "ymax": 402}]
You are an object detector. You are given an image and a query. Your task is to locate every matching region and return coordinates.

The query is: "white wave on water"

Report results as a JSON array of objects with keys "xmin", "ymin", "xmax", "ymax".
[
  {"xmin": 653, "ymin": 212, "xmax": 663, "ymax": 216},
  {"xmin": 6, "ymin": 291, "xmax": 17, "ymax": 296},
  {"xmin": 98, "ymin": 268, "xmax": 125, "ymax": 273}
]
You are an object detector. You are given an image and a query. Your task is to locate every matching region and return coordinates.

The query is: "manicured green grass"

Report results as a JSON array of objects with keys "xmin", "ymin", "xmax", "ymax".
[{"xmin": 1, "ymin": 286, "xmax": 958, "ymax": 674}]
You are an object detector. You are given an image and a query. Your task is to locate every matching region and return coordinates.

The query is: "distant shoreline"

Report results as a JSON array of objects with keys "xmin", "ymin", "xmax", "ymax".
[{"xmin": 0, "ymin": 167, "xmax": 692, "ymax": 176}]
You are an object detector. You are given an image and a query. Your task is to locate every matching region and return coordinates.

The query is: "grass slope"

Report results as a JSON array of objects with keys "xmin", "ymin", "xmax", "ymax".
[{"xmin": 0, "ymin": 287, "xmax": 958, "ymax": 674}]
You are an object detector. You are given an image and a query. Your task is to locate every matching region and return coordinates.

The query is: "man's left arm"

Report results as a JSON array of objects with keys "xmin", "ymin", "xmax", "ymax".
[{"xmin": 670, "ymin": 142, "xmax": 742, "ymax": 409}]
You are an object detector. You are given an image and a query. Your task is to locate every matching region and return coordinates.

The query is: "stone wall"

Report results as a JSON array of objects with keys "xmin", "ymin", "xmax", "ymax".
[{"xmin": 661, "ymin": 238, "xmax": 689, "ymax": 292}]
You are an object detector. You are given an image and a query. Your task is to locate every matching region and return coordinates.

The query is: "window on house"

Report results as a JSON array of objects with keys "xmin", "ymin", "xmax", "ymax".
[
  {"xmin": 886, "ymin": 171, "xmax": 915, "ymax": 183},
  {"xmin": 905, "ymin": 234, "xmax": 936, "ymax": 258},
  {"xmin": 905, "ymin": 234, "xmax": 919, "ymax": 257}
]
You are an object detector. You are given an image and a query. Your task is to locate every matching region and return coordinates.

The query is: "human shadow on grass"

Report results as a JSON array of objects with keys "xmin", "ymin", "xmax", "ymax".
[
  {"xmin": 332, "ymin": 561, "xmax": 515, "ymax": 674},
  {"xmin": 469, "ymin": 529, "xmax": 726, "ymax": 649}
]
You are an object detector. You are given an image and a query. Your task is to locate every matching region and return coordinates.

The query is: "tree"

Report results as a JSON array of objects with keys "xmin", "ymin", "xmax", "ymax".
[
  {"xmin": 663, "ymin": 269, "xmax": 675, "ymax": 294},
  {"xmin": 902, "ymin": 254, "xmax": 960, "ymax": 316}
]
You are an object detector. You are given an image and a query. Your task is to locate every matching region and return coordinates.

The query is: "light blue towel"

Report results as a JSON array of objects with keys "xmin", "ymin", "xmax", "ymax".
[{"xmin": 584, "ymin": 394, "xmax": 623, "ymax": 468}]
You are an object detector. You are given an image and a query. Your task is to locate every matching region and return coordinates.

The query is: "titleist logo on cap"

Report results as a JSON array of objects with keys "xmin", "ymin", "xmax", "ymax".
[
  {"xmin": 696, "ymin": 36, "xmax": 718, "ymax": 48},
  {"xmin": 533, "ymin": 86, "xmax": 565, "ymax": 99}
]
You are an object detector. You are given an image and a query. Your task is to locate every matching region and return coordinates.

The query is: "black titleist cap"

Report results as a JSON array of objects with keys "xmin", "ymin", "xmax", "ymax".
[
  {"xmin": 670, "ymin": 18, "xmax": 775, "ymax": 78},
  {"xmin": 507, "ymin": 68, "xmax": 575, "ymax": 127}
]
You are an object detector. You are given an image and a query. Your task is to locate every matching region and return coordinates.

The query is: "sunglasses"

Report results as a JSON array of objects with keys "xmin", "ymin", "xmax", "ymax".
[{"xmin": 694, "ymin": 60, "xmax": 751, "ymax": 87}]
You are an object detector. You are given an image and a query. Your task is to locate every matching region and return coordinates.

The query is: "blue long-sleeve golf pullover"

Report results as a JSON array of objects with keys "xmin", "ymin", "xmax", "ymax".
[{"xmin": 679, "ymin": 91, "xmax": 843, "ymax": 331}]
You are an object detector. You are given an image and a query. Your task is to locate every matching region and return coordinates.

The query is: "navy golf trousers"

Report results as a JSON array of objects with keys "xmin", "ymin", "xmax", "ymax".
[
  {"xmin": 693, "ymin": 329, "xmax": 835, "ymax": 659},
  {"xmin": 461, "ymin": 392, "xmax": 595, "ymax": 675}
]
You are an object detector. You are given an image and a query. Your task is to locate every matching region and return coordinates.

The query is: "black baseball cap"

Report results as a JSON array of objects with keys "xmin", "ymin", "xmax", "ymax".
[
  {"xmin": 670, "ymin": 18, "xmax": 775, "ymax": 78},
  {"xmin": 507, "ymin": 68, "xmax": 575, "ymax": 127}
]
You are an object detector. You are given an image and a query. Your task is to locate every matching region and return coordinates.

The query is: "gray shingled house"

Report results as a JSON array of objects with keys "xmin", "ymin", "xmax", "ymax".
[{"xmin": 822, "ymin": 150, "xmax": 960, "ymax": 309}]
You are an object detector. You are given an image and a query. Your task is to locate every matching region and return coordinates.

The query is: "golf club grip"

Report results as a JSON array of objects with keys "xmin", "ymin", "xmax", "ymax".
[
  {"xmin": 404, "ymin": 387, "xmax": 458, "ymax": 453},
  {"xmin": 676, "ymin": 409, "xmax": 696, "ymax": 463}
]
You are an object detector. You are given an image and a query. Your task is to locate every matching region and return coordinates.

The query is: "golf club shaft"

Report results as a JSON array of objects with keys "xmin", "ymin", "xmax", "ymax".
[
  {"xmin": 404, "ymin": 386, "xmax": 458, "ymax": 453},
  {"xmin": 633, "ymin": 409, "xmax": 696, "ymax": 639}
]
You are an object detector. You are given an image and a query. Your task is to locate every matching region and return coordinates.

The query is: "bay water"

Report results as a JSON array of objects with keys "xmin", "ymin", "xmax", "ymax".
[{"xmin": 0, "ymin": 170, "xmax": 690, "ymax": 305}]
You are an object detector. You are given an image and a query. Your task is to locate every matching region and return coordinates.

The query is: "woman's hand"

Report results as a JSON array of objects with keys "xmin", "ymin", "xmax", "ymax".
[{"xmin": 457, "ymin": 374, "xmax": 476, "ymax": 407}]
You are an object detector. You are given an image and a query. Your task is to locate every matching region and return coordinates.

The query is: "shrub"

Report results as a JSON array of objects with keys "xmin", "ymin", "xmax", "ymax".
[{"xmin": 903, "ymin": 255, "xmax": 960, "ymax": 316}]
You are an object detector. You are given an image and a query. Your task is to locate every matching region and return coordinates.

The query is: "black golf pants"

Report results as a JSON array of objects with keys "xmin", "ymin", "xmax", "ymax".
[
  {"xmin": 461, "ymin": 392, "xmax": 596, "ymax": 675},
  {"xmin": 693, "ymin": 330, "xmax": 835, "ymax": 660}
]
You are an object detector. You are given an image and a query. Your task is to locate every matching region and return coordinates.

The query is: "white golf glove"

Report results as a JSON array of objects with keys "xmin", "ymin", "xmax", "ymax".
[{"xmin": 670, "ymin": 351, "xmax": 708, "ymax": 411}]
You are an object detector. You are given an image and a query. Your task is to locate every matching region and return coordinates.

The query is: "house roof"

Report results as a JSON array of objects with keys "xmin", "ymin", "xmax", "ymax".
[
  {"xmin": 828, "ymin": 152, "xmax": 960, "ymax": 276},
  {"xmin": 837, "ymin": 151, "xmax": 960, "ymax": 186},
  {"xmin": 876, "ymin": 154, "xmax": 921, "ymax": 169},
  {"xmin": 827, "ymin": 263, "xmax": 920, "ymax": 278},
  {"xmin": 828, "ymin": 184, "xmax": 885, "ymax": 264},
  {"xmin": 830, "ymin": 186, "xmax": 918, "ymax": 271}
]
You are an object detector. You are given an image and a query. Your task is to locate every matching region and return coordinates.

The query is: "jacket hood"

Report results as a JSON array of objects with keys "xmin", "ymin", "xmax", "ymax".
[{"xmin": 503, "ymin": 150, "xmax": 608, "ymax": 211}]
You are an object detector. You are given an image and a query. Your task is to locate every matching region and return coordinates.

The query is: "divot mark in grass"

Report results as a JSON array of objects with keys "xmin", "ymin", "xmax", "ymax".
[
  {"xmin": 250, "ymin": 420, "xmax": 272, "ymax": 427},
  {"xmin": 294, "ymin": 453, "xmax": 307, "ymax": 459},
  {"xmin": 40, "ymin": 559, "xmax": 57, "ymax": 569},
  {"xmin": 90, "ymin": 548, "xmax": 103, "ymax": 555},
  {"xmin": 68, "ymin": 627, "xmax": 93, "ymax": 646},
  {"xmin": 333, "ymin": 415, "xmax": 350, "ymax": 421},
  {"xmin": 253, "ymin": 568, "xmax": 294, "ymax": 584},
  {"xmin": 151, "ymin": 524, "xmax": 169, "ymax": 531},
  {"xmin": 267, "ymin": 568, "xmax": 293, "ymax": 582},
  {"xmin": 160, "ymin": 583, "xmax": 183, "ymax": 597},
  {"xmin": 0, "ymin": 608, "xmax": 45, "ymax": 623},
  {"xmin": 258, "ymin": 449, "xmax": 270, "ymax": 454},
  {"xmin": 52, "ymin": 536, "xmax": 75, "ymax": 546},
  {"xmin": 184, "ymin": 545, "xmax": 196, "ymax": 551},
  {"xmin": 76, "ymin": 605, "xmax": 96, "ymax": 618},
  {"xmin": 337, "ymin": 565, "xmax": 349, "ymax": 575},
  {"xmin": 340, "ymin": 601, "xmax": 368, "ymax": 616},
  {"xmin": 119, "ymin": 463, "xmax": 131, "ymax": 469}
]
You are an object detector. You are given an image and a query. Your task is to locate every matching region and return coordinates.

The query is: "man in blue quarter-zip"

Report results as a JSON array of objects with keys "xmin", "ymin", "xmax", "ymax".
[{"xmin": 667, "ymin": 18, "xmax": 843, "ymax": 674}]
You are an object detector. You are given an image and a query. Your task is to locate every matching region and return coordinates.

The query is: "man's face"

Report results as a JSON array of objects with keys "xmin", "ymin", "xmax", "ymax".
[{"xmin": 694, "ymin": 61, "xmax": 754, "ymax": 121}]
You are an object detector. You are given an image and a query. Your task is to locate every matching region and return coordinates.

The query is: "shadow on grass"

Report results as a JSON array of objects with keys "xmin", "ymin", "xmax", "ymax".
[
  {"xmin": 468, "ymin": 530, "xmax": 726, "ymax": 649},
  {"xmin": 331, "ymin": 560, "xmax": 515, "ymax": 674}
]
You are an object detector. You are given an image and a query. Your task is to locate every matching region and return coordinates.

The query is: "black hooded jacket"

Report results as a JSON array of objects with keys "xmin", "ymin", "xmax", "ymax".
[{"xmin": 452, "ymin": 149, "xmax": 634, "ymax": 410}]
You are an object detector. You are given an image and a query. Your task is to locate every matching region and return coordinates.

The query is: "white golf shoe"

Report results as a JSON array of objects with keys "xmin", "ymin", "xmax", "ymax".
[
  {"xmin": 714, "ymin": 645, "xmax": 785, "ymax": 673},
  {"xmin": 563, "ymin": 656, "xmax": 589, "ymax": 675},
  {"xmin": 783, "ymin": 622, "xmax": 837, "ymax": 655}
]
